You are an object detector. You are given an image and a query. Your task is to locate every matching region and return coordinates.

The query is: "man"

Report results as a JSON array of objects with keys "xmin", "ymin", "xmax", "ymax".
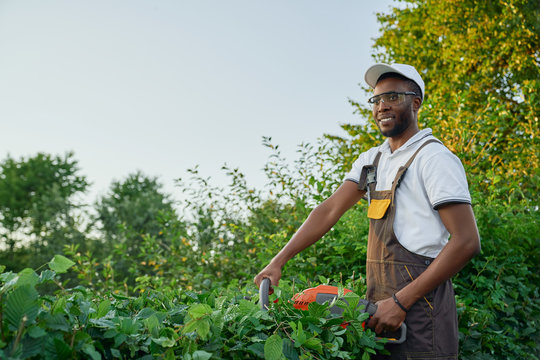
[{"xmin": 254, "ymin": 63, "xmax": 481, "ymax": 358}]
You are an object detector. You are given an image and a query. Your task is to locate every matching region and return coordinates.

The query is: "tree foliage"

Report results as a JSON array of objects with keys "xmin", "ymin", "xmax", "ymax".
[
  {"xmin": 96, "ymin": 171, "xmax": 178, "ymax": 253},
  {"xmin": 0, "ymin": 152, "xmax": 88, "ymax": 269},
  {"xmin": 94, "ymin": 172, "xmax": 184, "ymax": 287},
  {"xmin": 329, "ymin": 0, "xmax": 539, "ymax": 205}
]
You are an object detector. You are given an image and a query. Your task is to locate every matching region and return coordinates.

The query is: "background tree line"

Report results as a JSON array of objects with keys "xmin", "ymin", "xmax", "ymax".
[{"xmin": 0, "ymin": 0, "xmax": 538, "ymax": 358}]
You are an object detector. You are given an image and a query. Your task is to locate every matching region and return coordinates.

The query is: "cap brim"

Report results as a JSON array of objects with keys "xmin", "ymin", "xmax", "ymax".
[{"xmin": 364, "ymin": 63, "xmax": 405, "ymax": 89}]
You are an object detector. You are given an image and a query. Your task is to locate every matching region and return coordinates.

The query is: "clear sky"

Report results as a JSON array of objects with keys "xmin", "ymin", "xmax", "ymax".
[{"xmin": 0, "ymin": 0, "xmax": 396, "ymax": 204}]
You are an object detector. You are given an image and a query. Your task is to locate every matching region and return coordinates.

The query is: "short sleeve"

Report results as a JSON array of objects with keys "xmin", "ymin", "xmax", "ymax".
[
  {"xmin": 344, "ymin": 148, "xmax": 378, "ymax": 184},
  {"xmin": 421, "ymin": 149, "xmax": 472, "ymax": 209}
]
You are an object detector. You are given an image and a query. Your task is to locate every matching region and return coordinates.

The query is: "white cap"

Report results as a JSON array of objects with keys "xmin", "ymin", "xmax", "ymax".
[{"xmin": 364, "ymin": 63, "xmax": 425, "ymax": 100}]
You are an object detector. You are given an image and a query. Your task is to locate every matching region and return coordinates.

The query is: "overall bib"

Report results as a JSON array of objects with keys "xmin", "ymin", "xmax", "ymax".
[{"xmin": 363, "ymin": 140, "xmax": 458, "ymax": 359}]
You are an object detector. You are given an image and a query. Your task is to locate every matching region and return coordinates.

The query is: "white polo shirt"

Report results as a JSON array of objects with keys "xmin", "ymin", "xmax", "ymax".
[{"xmin": 344, "ymin": 129, "xmax": 471, "ymax": 258}]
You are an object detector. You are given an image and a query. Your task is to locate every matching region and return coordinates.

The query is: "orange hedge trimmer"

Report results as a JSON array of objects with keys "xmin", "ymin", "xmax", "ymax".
[{"xmin": 259, "ymin": 278, "xmax": 406, "ymax": 344}]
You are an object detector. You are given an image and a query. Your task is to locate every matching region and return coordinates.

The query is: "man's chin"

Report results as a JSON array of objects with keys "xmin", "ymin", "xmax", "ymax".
[
  {"xmin": 379, "ymin": 128, "xmax": 397, "ymax": 137},
  {"xmin": 378, "ymin": 125, "xmax": 407, "ymax": 138}
]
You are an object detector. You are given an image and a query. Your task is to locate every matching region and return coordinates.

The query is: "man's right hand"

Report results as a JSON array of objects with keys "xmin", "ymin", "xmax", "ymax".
[{"xmin": 253, "ymin": 262, "xmax": 282, "ymax": 294}]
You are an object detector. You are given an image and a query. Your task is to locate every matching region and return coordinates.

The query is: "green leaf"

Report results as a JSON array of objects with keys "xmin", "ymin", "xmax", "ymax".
[
  {"xmin": 317, "ymin": 275, "xmax": 328, "ymax": 284},
  {"xmin": 118, "ymin": 317, "xmax": 140, "ymax": 335},
  {"xmin": 95, "ymin": 299, "xmax": 111, "ymax": 318},
  {"xmin": 292, "ymin": 322, "xmax": 306, "ymax": 347},
  {"xmin": 38, "ymin": 270, "xmax": 56, "ymax": 283},
  {"xmin": 188, "ymin": 303, "xmax": 212, "ymax": 319},
  {"xmin": 308, "ymin": 301, "xmax": 330, "ymax": 318},
  {"xmin": 45, "ymin": 337, "xmax": 71, "ymax": 360},
  {"xmin": 52, "ymin": 296, "xmax": 67, "ymax": 315},
  {"xmin": 238, "ymin": 299, "xmax": 258, "ymax": 315},
  {"xmin": 282, "ymin": 338, "xmax": 299, "ymax": 360},
  {"xmin": 21, "ymin": 335, "xmax": 45, "ymax": 358},
  {"xmin": 247, "ymin": 343, "xmax": 265, "ymax": 357},
  {"xmin": 48, "ymin": 255, "xmax": 75, "ymax": 274},
  {"xmin": 136, "ymin": 307, "xmax": 155, "ymax": 319},
  {"xmin": 192, "ymin": 350, "xmax": 213, "ymax": 360},
  {"xmin": 303, "ymin": 337, "xmax": 323, "ymax": 354},
  {"xmin": 5, "ymin": 284, "xmax": 39, "ymax": 330},
  {"xmin": 196, "ymin": 319, "xmax": 210, "ymax": 340},
  {"xmin": 82, "ymin": 343, "xmax": 102, "ymax": 360},
  {"xmin": 343, "ymin": 292, "xmax": 360, "ymax": 311},
  {"xmin": 0, "ymin": 272, "xmax": 18, "ymax": 294},
  {"xmin": 145, "ymin": 314, "xmax": 161, "ymax": 338},
  {"xmin": 0, "ymin": 265, "xmax": 5, "ymax": 273},
  {"xmin": 264, "ymin": 334, "xmax": 283, "ymax": 360},
  {"xmin": 182, "ymin": 318, "xmax": 210, "ymax": 340},
  {"xmin": 182, "ymin": 319, "xmax": 199, "ymax": 334},
  {"xmin": 152, "ymin": 336, "xmax": 176, "ymax": 347},
  {"xmin": 28, "ymin": 325, "xmax": 47, "ymax": 338},
  {"xmin": 114, "ymin": 333, "xmax": 127, "ymax": 347},
  {"xmin": 45, "ymin": 313, "xmax": 70, "ymax": 332},
  {"xmin": 16, "ymin": 268, "xmax": 39, "ymax": 288}
]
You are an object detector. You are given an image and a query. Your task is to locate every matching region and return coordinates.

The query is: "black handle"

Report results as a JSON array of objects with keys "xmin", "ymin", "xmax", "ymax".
[
  {"xmin": 390, "ymin": 322, "xmax": 407, "ymax": 344},
  {"xmin": 259, "ymin": 278, "xmax": 270, "ymax": 311},
  {"xmin": 371, "ymin": 304, "xmax": 407, "ymax": 345},
  {"xmin": 360, "ymin": 300, "xmax": 407, "ymax": 344}
]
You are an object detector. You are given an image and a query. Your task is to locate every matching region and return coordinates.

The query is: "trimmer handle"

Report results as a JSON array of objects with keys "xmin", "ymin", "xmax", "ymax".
[
  {"xmin": 358, "ymin": 299, "xmax": 407, "ymax": 345},
  {"xmin": 258, "ymin": 280, "xmax": 406, "ymax": 344},
  {"xmin": 259, "ymin": 278, "xmax": 271, "ymax": 311},
  {"xmin": 357, "ymin": 299, "xmax": 379, "ymax": 316}
]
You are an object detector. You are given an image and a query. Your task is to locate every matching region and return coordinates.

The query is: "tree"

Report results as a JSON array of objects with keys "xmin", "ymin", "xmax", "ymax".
[
  {"xmin": 0, "ymin": 152, "xmax": 89, "ymax": 269},
  {"xmin": 328, "ymin": 0, "xmax": 539, "ymax": 205},
  {"xmin": 325, "ymin": 1, "xmax": 539, "ymax": 357},
  {"xmin": 95, "ymin": 171, "xmax": 177, "ymax": 256}
]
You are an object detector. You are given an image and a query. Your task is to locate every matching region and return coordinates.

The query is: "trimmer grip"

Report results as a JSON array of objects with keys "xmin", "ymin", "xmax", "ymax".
[
  {"xmin": 390, "ymin": 322, "xmax": 407, "ymax": 344},
  {"xmin": 259, "ymin": 278, "xmax": 270, "ymax": 311},
  {"xmin": 359, "ymin": 299, "xmax": 407, "ymax": 344},
  {"xmin": 358, "ymin": 299, "xmax": 378, "ymax": 316}
]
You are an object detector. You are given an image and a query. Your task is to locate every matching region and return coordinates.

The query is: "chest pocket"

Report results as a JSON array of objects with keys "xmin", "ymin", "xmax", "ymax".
[{"xmin": 367, "ymin": 198, "xmax": 391, "ymax": 219}]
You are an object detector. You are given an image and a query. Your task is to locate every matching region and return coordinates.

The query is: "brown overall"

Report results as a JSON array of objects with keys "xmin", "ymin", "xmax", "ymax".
[{"xmin": 363, "ymin": 140, "xmax": 458, "ymax": 359}]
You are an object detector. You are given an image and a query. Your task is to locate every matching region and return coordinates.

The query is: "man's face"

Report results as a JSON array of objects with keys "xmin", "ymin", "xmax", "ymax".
[{"xmin": 372, "ymin": 77, "xmax": 418, "ymax": 138}]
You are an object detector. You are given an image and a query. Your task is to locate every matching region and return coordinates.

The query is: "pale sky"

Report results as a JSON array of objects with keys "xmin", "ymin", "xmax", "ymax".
[{"xmin": 0, "ymin": 0, "xmax": 396, "ymax": 204}]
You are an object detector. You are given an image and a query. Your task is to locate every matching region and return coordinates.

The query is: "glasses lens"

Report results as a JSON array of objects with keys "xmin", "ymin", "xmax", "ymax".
[
  {"xmin": 369, "ymin": 93, "xmax": 406, "ymax": 108},
  {"xmin": 386, "ymin": 93, "xmax": 402, "ymax": 103},
  {"xmin": 368, "ymin": 95, "xmax": 381, "ymax": 106}
]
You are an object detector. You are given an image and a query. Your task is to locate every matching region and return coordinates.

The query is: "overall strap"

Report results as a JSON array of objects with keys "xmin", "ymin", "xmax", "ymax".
[
  {"xmin": 357, "ymin": 151, "xmax": 383, "ymax": 193},
  {"xmin": 367, "ymin": 152, "xmax": 383, "ymax": 195},
  {"xmin": 373, "ymin": 151, "xmax": 383, "ymax": 167},
  {"xmin": 390, "ymin": 139, "xmax": 442, "ymax": 203}
]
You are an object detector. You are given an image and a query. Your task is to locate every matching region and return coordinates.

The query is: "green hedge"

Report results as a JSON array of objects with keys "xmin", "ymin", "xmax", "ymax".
[{"xmin": 0, "ymin": 256, "xmax": 386, "ymax": 359}]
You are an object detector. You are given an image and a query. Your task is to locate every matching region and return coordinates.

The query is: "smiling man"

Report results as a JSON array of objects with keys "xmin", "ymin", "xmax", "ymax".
[{"xmin": 254, "ymin": 63, "xmax": 481, "ymax": 359}]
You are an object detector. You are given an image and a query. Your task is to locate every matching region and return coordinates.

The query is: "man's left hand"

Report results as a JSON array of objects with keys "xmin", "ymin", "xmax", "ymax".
[{"xmin": 367, "ymin": 297, "xmax": 406, "ymax": 334}]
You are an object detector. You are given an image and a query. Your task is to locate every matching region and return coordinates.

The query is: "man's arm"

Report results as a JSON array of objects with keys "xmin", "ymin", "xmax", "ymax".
[
  {"xmin": 368, "ymin": 203, "xmax": 481, "ymax": 333},
  {"xmin": 254, "ymin": 181, "xmax": 365, "ymax": 288}
]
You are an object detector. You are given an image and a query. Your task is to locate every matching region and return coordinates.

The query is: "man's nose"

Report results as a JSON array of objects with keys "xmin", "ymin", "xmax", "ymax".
[{"xmin": 378, "ymin": 99, "xmax": 391, "ymax": 111}]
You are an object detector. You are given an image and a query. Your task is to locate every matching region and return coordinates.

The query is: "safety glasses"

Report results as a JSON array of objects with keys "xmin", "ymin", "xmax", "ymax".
[{"xmin": 367, "ymin": 91, "xmax": 418, "ymax": 109}]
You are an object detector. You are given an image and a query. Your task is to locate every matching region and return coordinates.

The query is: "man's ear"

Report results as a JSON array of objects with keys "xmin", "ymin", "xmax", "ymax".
[{"xmin": 412, "ymin": 97, "xmax": 422, "ymax": 113}]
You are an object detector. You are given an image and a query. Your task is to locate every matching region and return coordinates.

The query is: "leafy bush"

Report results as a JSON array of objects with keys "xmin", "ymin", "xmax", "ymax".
[
  {"xmin": 58, "ymin": 136, "xmax": 537, "ymax": 359},
  {"xmin": 0, "ymin": 257, "xmax": 387, "ymax": 359},
  {"xmin": 454, "ymin": 201, "xmax": 539, "ymax": 359}
]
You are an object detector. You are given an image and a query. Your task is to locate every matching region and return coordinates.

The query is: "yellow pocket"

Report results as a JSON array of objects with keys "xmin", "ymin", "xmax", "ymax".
[{"xmin": 367, "ymin": 199, "xmax": 391, "ymax": 219}]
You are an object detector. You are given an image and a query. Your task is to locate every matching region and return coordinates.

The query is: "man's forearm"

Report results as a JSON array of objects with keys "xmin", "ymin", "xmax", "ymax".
[
  {"xmin": 396, "ymin": 203, "xmax": 480, "ymax": 309},
  {"xmin": 270, "ymin": 202, "xmax": 341, "ymax": 268},
  {"xmin": 396, "ymin": 233, "xmax": 480, "ymax": 309},
  {"xmin": 270, "ymin": 181, "xmax": 365, "ymax": 269},
  {"xmin": 254, "ymin": 181, "xmax": 364, "ymax": 288}
]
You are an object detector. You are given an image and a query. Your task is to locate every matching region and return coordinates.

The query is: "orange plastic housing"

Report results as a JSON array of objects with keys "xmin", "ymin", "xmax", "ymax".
[{"xmin": 292, "ymin": 285, "xmax": 352, "ymax": 311}]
